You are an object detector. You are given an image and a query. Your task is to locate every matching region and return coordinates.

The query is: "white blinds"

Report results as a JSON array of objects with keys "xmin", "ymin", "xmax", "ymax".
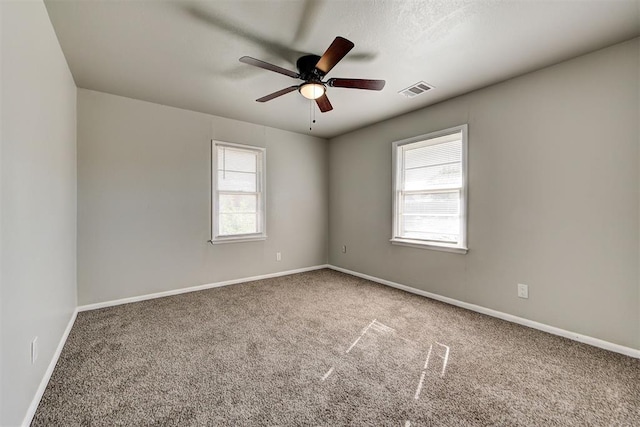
[
  {"xmin": 399, "ymin": 132, "xmax": 463, "ymax": 244},
  {"xmin": 217, "ymin": 146, "xmax": 260, "ymax": 236},
  {"xmin": 404, "ymin": 139, "xmax": 462, "ymax": 190}
]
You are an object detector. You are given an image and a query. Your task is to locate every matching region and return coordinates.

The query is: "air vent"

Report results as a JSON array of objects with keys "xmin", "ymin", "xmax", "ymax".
[{"xmin": 399, "ymin": 81, "xmax": 434, "ymax": 98}]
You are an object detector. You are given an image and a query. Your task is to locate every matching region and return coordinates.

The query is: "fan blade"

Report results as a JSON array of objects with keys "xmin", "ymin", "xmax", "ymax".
[
  {"xmin": 315, "ymin": 37, "xmax": 355, "ymax": 74},
  {"xmin": 256, "ymin": 86, "xmax": 299, "ymax": 102},
  {"xmin": 240, "ymin": 57, "xmax": 300, "ymax": 79},
  {"xmin": 315, "ymin": 93, "xmax": 333, "ymax": 112},
  {"xmin": 292, "ymin": 0, "xmax": 322, "ymax": 44},
  {"xmin": 186, "ymin": 6, "xmax": 303, "ymax": 64},
  {"xmin": 327, "ymin": 78, "xmax": 386, "ymax": 90}
]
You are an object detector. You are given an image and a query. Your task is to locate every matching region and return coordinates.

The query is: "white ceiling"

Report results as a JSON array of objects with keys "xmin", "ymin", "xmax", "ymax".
[{"xmin": 44, "ymin": 0, "xmax": 640, "ymax": 139}]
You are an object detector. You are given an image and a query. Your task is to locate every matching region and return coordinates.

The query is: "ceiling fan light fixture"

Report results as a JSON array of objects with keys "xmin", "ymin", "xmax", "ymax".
[{"xmin": 299, "ymin": 82, "xmax": 325, "ymax": 100}]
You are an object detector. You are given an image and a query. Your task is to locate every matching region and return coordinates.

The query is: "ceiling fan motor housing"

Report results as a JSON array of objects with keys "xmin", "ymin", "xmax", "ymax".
[{"xmin": 296, "ymin": 54, "xmax": 325, "ymax": 81}]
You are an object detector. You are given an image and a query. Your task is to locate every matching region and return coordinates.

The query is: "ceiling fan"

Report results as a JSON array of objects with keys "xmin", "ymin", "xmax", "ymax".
[{"xmin": 239, "ymin": 36, "xmax": 385, "ymax": 113}]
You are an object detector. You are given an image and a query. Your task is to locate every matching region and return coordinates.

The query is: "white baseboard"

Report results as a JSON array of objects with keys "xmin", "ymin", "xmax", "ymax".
[
  {"xmin": 78, "ymin": 264, "xmax": 330, "ymax": 312},
  {"xmin": 328, "ymin": 265, "xmax": 640, "ymax": 359},
  {"xmin": 22, "ymin": 308, "xmax": 78, "ymax": 427}
]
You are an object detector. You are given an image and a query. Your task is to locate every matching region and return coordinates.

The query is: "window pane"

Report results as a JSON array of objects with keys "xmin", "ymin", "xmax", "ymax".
[
  {"xmin": 403, "ymin": 192, "xmax": 459, "ymax": 215},
  {"xmin": 401, "ymin": 215, "xmax": 459, "ymax": 243},
  {"xmin": 218, "ymin": 147, "xmax": 257, "ymax": 172},
  {"xmin": 219, "ymin": 213, "xmax": 257, "ymax": 235},
  {"xmin": 404, "ymin": 139, "xmax": 461, "ymax": 169},
  {"xmin": 404, "ymin": 162, "xmax": 461, "ymax": 191},
  {"xmin": 401, "ymin": 192, "xmax": 460, "ymax": 243},
  {"xmin": 219, "ymin": 194, "xmax": 257, "ymax": 214},
  {"xmin": 218, "ymin": 171, "xmax": 256, "ymax": 192}
]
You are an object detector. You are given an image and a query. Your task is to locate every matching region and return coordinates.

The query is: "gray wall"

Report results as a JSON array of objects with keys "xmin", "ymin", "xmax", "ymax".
[
  {"xmin": 1, "ymin": 1, "xmax": 77, "ymax": 425},
  {"xmin": 329, "ymin": 38, "xmax": 640, "ymax": 349},
  {"xmin": 77, "ymin": 89, "xmax": 328, "ymax": 305}
]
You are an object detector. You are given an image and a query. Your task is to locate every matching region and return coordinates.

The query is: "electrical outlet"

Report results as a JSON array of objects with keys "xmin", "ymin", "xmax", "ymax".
[
  {"xmin": 517, "ymin": 283, "xmax": 529, "ymax": 299},
  {"xmin": 276, "ymin": 252, "xmax": 281, "ymax": 261},
  {"xmin": 31, "ymin": 337, "xmax": 38, "ymax": 364},
  {"xmin": 341, "ymin": 245, "xmax": 347, "ymax": 253}
]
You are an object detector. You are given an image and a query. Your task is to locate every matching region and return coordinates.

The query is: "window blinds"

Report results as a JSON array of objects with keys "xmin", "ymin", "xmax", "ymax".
[
  {"xmin": 400, "ymin": 133, "xmax": 463, "ymax": 244},
  {"xmin": 217, "ymin": 146, "xmax": 260, "ymax": 236}
]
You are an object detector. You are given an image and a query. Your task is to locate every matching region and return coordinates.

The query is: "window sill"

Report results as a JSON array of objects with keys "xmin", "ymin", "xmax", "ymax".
[
  {"xmin": 209, "ymin": 235, "xmax": 267, "ymax": 245},
  {"xmin": 390, "ymin": 238, "xmax": 468, "ymax": 254}
]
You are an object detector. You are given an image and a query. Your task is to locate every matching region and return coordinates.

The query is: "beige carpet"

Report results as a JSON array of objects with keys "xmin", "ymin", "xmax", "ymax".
[{"xmin": 33, "ymin": 269, "xmax": 639, "ymax": 426}]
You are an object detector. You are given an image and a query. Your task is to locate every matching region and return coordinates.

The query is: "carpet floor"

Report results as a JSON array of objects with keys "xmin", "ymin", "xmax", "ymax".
[{"xmin": 33, "ymin": 269, "xmax": 639, "ymax": 426}]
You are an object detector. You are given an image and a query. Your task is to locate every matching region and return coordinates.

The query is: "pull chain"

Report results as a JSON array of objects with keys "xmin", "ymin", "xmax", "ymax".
[{"xmin": 309, "ymin": 99, "xmax": 318, "ymax": 131}]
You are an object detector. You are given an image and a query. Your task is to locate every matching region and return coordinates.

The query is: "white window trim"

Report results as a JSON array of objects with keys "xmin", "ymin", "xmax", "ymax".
[
  {"xmin": 391, "ymin": 124, "xmax": 468, "ymax": 254},
  {"xmin": 210, "ymin": 140, "xmax": 267, "ymax": 244}
]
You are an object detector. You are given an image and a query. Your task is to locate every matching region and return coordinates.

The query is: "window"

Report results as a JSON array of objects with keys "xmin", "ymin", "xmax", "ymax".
[
  {"xmin": 391, "ymin": 125, "xmax": 468, "ymax": 253},
  {"xmin": 211, "ymin": 141, "xmax": 266, "ymax": 243}
]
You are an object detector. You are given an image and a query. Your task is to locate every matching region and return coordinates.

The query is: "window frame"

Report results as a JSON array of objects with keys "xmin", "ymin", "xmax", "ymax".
[
  {"xmin": 391, "ymin": 124, "xmax": 468, "ymax": 254},
  {"xmin": 210, "ymin": 140, "xmax": 267, "ymax": 244}
]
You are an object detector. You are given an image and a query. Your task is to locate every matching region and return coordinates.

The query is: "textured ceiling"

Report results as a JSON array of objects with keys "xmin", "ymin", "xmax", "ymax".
[{"xmin": 44, "ymin": 0, "xmax": 640, "ymax": 138}]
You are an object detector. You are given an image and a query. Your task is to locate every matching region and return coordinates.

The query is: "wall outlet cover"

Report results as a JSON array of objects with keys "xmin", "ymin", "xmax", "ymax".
[
  {"xmin": 517, "ymin": 283, "xmax": 529, "ymax": 299},
  {"xmin": 31, "ymin": 337, "xmax": 38, "ymax": 364}
]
